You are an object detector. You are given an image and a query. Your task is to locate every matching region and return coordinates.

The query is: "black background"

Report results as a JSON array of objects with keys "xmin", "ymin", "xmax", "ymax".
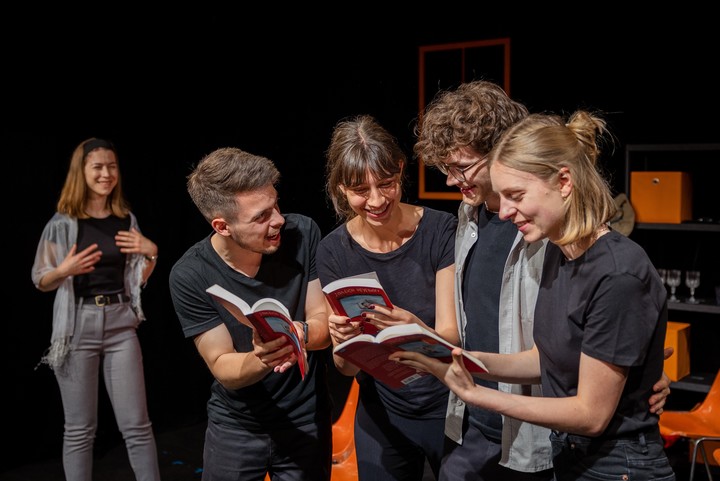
[{"xmin": 3, "ymin": 6, "xmax": 718, "ymax": 472}]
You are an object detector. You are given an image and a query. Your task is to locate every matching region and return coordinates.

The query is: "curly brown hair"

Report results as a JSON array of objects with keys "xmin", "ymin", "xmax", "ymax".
[{"xmin": 414, "ymin": 80, "xmax": 528, "ymax": 167}]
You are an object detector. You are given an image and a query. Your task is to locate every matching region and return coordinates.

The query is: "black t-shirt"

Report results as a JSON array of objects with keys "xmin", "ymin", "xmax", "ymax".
[
  {"xmin": 75, "ymin": 215, "xmax": 130, "ymax": 296},
  {"xmin": 462, "ymin": 207, "xmax": 516, "ymax": 440},
  {"xmin": 534, "ymin": 231, "xmax": 667, "ymax": 437},
  {"xmin": 317, "ymin": 207, "xmax": 457, "ymax": 418},
  {"xmin": 169, "ymin": 213, "xmax": 331, "ymax": 432}
]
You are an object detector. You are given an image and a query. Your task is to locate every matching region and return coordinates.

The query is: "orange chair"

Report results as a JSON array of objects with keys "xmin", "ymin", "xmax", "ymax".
[
  {"xmin": 330, "ymin": 378, "xmax": 360, "ymax": 481},
  {"xmin": 264, "ymin": 378, "xmax": 360, "ymax": 481},
  {"xmin": 659, "ymin": 370, "xmax": 720, "ymax": 481},
  {"xmin": 713, "ymin": 447, "xmax": 720, "ymax": 466}
]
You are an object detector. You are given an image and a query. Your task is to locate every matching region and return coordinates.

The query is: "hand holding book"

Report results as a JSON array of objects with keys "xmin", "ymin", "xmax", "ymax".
[
  {"xmin": 333, "ymin": 322, "xmax": 487, "ymax": 389},
  {"xmin": 322, "ymin": 271, "xmax": 393, "ymax": 336},
  {"xmin": 323, "ymin": 272, "xmax": 485, "ymax": 388},
  {"xmin": 389, "ymin": 345, "xmax": 486, "ymax": 397},
  {"xmin": 206, "ymin": 284, "xmax": 309, "ymax": 379}
]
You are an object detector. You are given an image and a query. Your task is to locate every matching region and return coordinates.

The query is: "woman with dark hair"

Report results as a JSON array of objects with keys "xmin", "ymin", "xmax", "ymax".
[{"xmin": 318, "ymin": 115, "xmax": 458, "ymax": 480}]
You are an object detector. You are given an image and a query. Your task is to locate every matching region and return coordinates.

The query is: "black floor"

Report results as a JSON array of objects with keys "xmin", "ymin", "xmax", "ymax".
[
  {"xmin": 4, "ymin": 375, "xmax": 715, "ymax": 481},
  {"xmin": 1, "ymin": 418, "xmax": 446, "ymax": 481},
  {"xmin": 1, "ymin": 420, "xmax": 207, "ymax": 481},
  {"xmin": 3, "ymin": 421, "xmax": 717, "ymax": 481}
]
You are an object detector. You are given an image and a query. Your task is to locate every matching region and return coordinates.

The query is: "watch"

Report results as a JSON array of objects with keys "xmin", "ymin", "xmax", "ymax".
[
  {"xmin": 300, "ymin": 321, "xmax": 309, "ymax": 344},
  {"xmin": 144, "ymin": 254, "xmax": 158, "ymax": 262}
]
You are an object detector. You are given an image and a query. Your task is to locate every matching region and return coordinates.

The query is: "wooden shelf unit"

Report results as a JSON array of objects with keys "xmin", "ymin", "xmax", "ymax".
[{"xmin": 625, "ymin": 143, "xmax": 720, "ymax": 397}]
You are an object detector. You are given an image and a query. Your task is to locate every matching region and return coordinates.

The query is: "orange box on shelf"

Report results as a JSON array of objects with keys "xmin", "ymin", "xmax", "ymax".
[
  {"xmin": 630, "ymin": 171, "xmax": 692, "ymax": 224},
  {"xmin": 664, "ymin": 321, "xmax": 690, "ymax": 382}
]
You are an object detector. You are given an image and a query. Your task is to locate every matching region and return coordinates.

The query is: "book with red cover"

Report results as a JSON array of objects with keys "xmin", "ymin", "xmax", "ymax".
[
  {"xmin": 206, "ymin": 284, "xmax": 308, "ymax": 379},
  {"xmin": 322, "ymin": 271, "xmax": 393, "ymax": 336},
  {"xmin": 333, "ymin": 322, "xmax": 488, "ymax": 389}
]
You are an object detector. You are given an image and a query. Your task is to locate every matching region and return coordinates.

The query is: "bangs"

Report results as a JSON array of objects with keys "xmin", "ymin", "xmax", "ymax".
[{"xmin": 339, "ymin": 144, "xmax": 401, "ymax": 187}]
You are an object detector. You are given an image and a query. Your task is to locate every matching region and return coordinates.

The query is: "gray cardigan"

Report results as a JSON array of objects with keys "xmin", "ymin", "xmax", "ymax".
[{"xmin": 31, "ymin": 212, "xmax": 148, "ymax": 370}]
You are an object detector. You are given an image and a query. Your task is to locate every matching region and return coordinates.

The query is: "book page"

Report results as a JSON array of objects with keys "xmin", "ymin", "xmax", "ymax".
[
  {"xmin": 253, "ymin": 299, "xmax": 292, "ymax": 319},
  {"xmin": 206, "ymin": 284, "xmax": 308, "ymax": 379},
  {"xmin": 375, "ymin": 324, "xmax": 488, "ymax": 374},
  {"xmin": 321, "ymin": 271, "xmax": 382, "ymax": 293},
  {"xmin": 206, "ymin": 284, "xmax": 254, "ymax": 329},
  {"xmin": 251, "ymin": 309, "xmax": 308, "ymax": 379},
  {"xmin": 333, "ymin": 337, "xmax": 426, "ymax": 388}
]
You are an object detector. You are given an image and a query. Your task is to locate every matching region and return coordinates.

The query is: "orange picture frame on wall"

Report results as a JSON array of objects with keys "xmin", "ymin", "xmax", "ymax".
[{"xmin": 417, "ymin": 38, "xmax": 511, "ymax": 200}]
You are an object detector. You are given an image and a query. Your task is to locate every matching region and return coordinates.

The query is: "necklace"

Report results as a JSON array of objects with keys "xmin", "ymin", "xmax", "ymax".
[
  {"xmin": 565, "ymin": 225, "xmax": 611, "ymax": 261},
  {"xmin": 484, "ymin": 201, "xmax": 498, "ymax": 214},
  {"xmin": 595, "ymin": 224, "xmax": 610, "ymax": 239}
]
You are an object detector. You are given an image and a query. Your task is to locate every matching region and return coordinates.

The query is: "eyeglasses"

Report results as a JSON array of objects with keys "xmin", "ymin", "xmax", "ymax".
[{"xmin": 437, "ymin": 156, "xmax": 487, "ymax": 182}]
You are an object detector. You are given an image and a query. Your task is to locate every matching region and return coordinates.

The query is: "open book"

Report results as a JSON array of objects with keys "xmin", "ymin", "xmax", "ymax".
[
  {"xmin": 322, "ymin": 271, "xmax": 393, "ymax": 336},
  {"xmin": 206, "ymin": 284, "xmax": 308, "ymax": 379},
  {"xmin": 333, "ymin": 322, "xmax": 488, "ymax": 389}
]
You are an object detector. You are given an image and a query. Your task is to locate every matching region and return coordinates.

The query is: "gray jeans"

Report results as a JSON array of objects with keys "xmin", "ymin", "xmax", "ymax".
[{"xmin": 55, "ymin": 300, "xmax": 160, "ymax": 481}]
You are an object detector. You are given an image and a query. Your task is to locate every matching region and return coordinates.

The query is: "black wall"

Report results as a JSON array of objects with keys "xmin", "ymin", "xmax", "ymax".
[{"xmin": 4, "ymin": 7, "xmax": 718, "ymax": 472}]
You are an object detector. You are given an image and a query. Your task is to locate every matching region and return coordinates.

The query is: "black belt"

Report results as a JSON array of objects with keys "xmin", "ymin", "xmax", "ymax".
[
  {"xmin": 551, "ymin": 429, "xmax": 661, "ymax": 445},
  {"xmin": 77, "ymin": 294, "xmax": 129, "ymax": 307}
]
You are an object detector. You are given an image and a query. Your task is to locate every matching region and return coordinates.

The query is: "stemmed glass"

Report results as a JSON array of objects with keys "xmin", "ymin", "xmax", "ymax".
[
  {"xmin": 685, "ymin": 270, "xmax": 701, "ymax": 304},
  {"xmin": 656, "ymin": 268, "xmax": 668, "ymax": 299},
  {"xmin": 666, "ymin": 269, "xmax": 681, "ymax": 302}
]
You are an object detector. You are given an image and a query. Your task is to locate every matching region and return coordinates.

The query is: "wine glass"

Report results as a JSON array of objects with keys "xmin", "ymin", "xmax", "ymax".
[
  {"xmin": 666, "ymin": 269, "xmax": 681, "ymax": 302},
  {"xmin": 656, "ymin": 268, "xmax": 668, "ymax": 299},
  {"xmin": 685, "ymin": 270, "xmax": 701, "ymax": 304}
]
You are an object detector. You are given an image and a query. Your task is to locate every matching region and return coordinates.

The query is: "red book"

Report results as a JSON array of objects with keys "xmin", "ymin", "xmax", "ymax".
[
  {"xmin": 333, "ymin": 322, "xmax": 488, "ymax": 389},
  {"xmin": 322, "ymin": 271, "xmax": 393, "ymax": 336},
  {"xmin": 206, "ymin": 284, "xmax": 308, "ymax": 379}
]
